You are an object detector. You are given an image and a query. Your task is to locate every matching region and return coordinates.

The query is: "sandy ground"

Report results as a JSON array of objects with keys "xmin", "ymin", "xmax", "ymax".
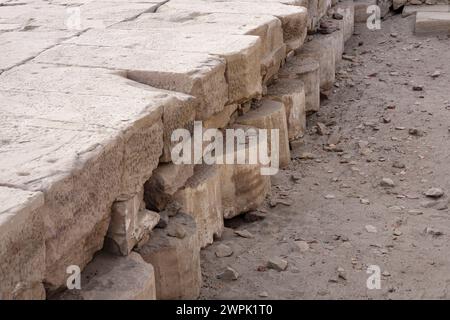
[{"xmin": 199, "ymin": 13, "xmax": 450, "ymax": 300}]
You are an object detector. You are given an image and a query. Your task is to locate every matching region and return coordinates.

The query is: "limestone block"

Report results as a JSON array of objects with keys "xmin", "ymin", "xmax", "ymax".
[
  {"xmin": 115, "ymin": 12, "xmax": 285, "ymax": 86},
  {"xmin": 56, "ymin": 252, "xmax": 156, "ymax": 300},
  {"xmin": 135, "ymin": 213, "xmax": 201, "ymax": 299},
  {"xmin": 415, "ymin": 12, "xmax": 450, "ymax": 35},
  {"xmin": 403, "ymin": 4, "xmax": 450, "ymax": 17},
  {"xmin": 279, "ymin": 56, "xmax": 320, "ymax": 113},
  {"xmin": 67, "ymin": 29, "xmax": 262, "ymax": 104},
  {"xmin": 267, "ymin": 78, "xmax": 307, "ymax": 141},
  {"xmin": 218, "ymin": 127, "xmax": 272, "ymax": 219},
  {"xmin": 305, "ymin": 0, "xmax": 320, "ymax": 30},
  {"xmin": 0, "ymin": 187, "xmax": 46, "ymax": 300},
  {"xmin": 105, "ymin": 190, "xmax": 160, "ymax": 256},
  {"xmin": 317, "ymin": 0, "xmax": 332, "ymax": 19},
  {"xmin": 204, "ymin": 104, "xmax": 239, "ymax": 129},
  {"xmin": 35, "ymin": 44, "xmax": 227, "ymax": 121},
  {"xmin": 354, "ymin": 0, "xmax": 377, "ymax": 23},
  {"xmin": 0, "ymin": 30, "xmax": 75, "ymax": 71},
  {"xmin": 158, "ymin": 0, "xmax": 308, "ymax": 51},
  {"xmin": 377, "ymin": 0, "xmax": 393, "ymax": 17},
  {"xmin": 174, "ymin": 165, "xmax": 224, "ymax": 248},
  {"xmin": 296, "ymin": 35, "xmax": 335, "ymax": 91},
  {"xmin": 335, "ymin": 1, "xmax": 355, "ymax": 42},
  {"xmin": 235, "ymin": 99, "xmax": 291, "ymax": 168},
  {"xmin": 0, "ymin": 63, "xmax": 197, "ymax": 163},
  {"xmin": 144, "ymin": 163, "xmax": 195, "ymax": 212}
]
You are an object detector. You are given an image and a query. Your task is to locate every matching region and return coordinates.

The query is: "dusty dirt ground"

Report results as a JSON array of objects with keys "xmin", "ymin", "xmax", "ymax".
[{"xmin": 199, "ymin": 13, "xmax": 450, "ymax": 300}]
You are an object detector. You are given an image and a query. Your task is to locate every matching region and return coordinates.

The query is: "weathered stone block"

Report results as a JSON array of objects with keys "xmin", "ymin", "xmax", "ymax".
[
  {"xmin": 105, "ymin": 190, "xmax": 160, "ymax": 256},
  {"xmin": 144, "ymin": 163, "xmax": 195, "ymax": 212},
  {"xmin": 0, "ymin": 187, "xmax": 46, "ymax": 300},
  {"xmin": 67, "ymin": 29, "xmax": 262, "ymax": 104},
  {"xmin": 267, "ymin": 78, "xmax": 307, "ymax": 141},
  {"xmin": 415, "ymin": 11, "xmax": 450, "ymax": 35},
  {"xmin": 354, "ymin": 0, "xmax": 377, "ymax": 23},
  {"xmin": 279, "ymin": 56, "xmax": 320, "ymax": 113},
  {"xmin": 204, "ymin": 104, "xmax": 239, "ymax": 129},
  {"xmin": 174, "ymin": 165, "xmax": 224, "ymax": 248},
  {"xmin": 335, "ymin": 1, "xmax": 355, "ymax": 42},
  {"xmin": 135, "ymin": 213, "xmax": 201, "ymax": 299},
  {"xmin": 55, "ymin": 252, "xmax": 156, "ymax": 300},
  {"xmin": 296, "ymin": 35, "xmax": 335, "ymax": 91}
]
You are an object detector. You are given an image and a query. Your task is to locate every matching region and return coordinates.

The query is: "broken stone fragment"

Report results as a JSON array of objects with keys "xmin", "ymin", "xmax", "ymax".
[
  {"xmin": 215, "ymin": 244, "xmax": 234, "ymax": 258},
  {"xmin": 105, "ymin": 191, "xmax": 160, "ymax": 256},
  {"xmin": 174, "ymin": 165, "xmax": 224, "ymax": 248},
  {"xmin": 235, "ymin": 229, "xmax": 255, "ymax": 239},
  {"xmin": 55, "ymin": 252, "xmax": 156, "ymax": 300},
  {"xmin": 217, "ymin": 266, "xmax": 239, "ymax": 281},
  {"xmin": 135, "ymin": 213, "xmax": 201, "ymax": 299},
  {"xmin": 424, "ymin": 188, "xmax": 444, "ymax": 198},
  {"xmin": 380, "ymin": 178, "xmax": 395, "ymax": 188},
  {"xmin": 267, "ymin": 257, "xmax": 288, "ymax": 271},
  {"xmin": 365, "ymin": 225, "xmax": 378, "ymax": 233},
  {"xmin": 144, "ymin": 163, "xmax": 194, "ymax": 212}
]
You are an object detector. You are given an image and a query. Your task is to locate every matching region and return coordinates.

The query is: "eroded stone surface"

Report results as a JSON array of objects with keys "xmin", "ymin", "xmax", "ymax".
[
  {"xmin": 415, "ymin": 11, "xmax": 450, "ymax": 35},
  {"xmin": 135, "ymin": 213, "xmax": 201, "ymax": 299},
  {"xmin": 174, "ymin": 165, "xmax": 224, "ymax": 248},
  {"xmin": 56, "ymin": 252, "xmax": 156, "ymax": 300},
  {"xmin": 267, "ymin": 78, "xmax": 307, "ymax": 141}
]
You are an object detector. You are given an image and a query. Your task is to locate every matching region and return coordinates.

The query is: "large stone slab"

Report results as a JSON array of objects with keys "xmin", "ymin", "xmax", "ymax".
[
  {"xmin": 0, "ymin": 65, "xmax": 194, "ymax": 290},
  {"xmin": 66, "ymin": 28, "xmax": 262, "ymax": 104},
  {"xmin": 267, "ymin": 78, "xmax": 307, "ymax": 141},
  {"xmin": 135, "ymin": 213, "xmax": 201, "ymax": 299},
  {"xmin": 0, "ymin": 30, "xmax": 74, "ymax": 71},
  {"xmin": 35, "ymin": 44, "xmax": 227, "ymax": 121},
  {"xmin": 0, "ymin": 186, "xmax": 46, "ymax": 300},
  {"xmin": 403, "ymin": 4, "xmax": 450, "ymax": 17},
  {"xmin": 415, "ymin": 11, "xmax": 450, "ymax": 35},
  {"xmin": 158, "ymin": 0, "xmax": 308, "ymax": 51},
  {"xmin": 0, "ymin": 63, "xmax": 197, "ymax": 163},
  {"xmin": 174, "ymin": 165, "xmax": 224, "ymax": 248},
  {"xmin": 56, "ymin": 252, "xmax": 156, "ymax": 300},
  {"xmin": 115, "ymin": 11, "xmax": 285, "ymax": 84},
  {"xmin": 279, "ymin": 55, "xmax": 320, "ymax": 113}
]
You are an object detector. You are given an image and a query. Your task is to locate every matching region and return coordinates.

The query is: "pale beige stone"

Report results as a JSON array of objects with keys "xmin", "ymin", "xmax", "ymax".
[
  {"xmin": 0, "ymin": 186, "xmax": 46, "ymax": 300},
  {"xmin": 279, "ymin": 56, "xmax": 320, "ymax": 113},
  {"xmin": 35, "ymin": 44, "xmax": 227, "ymax": 121},
  {"xmin": 218, "ymin": 128, "xmax": 272, "ymax": 219},
  {"xmin": 105, "ymin": 190, "xmax": 160, "ymax": 256},
  {"xmin": 296, "ymin": 35, "xmax": 335, "ymax": 91},
  {"xmin": 267, "ymin": 78, "xmax": 307, "ymax": 141},
  {"xmin": 115, "ymin": 12, "xmax": 285, "ymax": 84},
  {"xmin": 158, "ymin": 0, "xmax": 308, "ymax": 51},
  {"xmin": 56, "ymin": 252, "xmax": 156, "ymax": 300},
  {"xmin": 144, "ymin": 163, "xmax": 195, "ymax": 212},
  {"xmin": 136, "ymin": 213, "xmax": 201, "ymax": 299},
  {"xmin": 402, "ymin": 4, "xmax": 450, "ymax": 17},
  {"xmin": 415, "ymin": 11, "xmax": 450, "ymax": 35},
  {"xmin": 67, "ymin": 29, "xmax": 263, "ymax": 104},
  {"xmin": 204, "ymin": 104, "xmax": 239, "ymax": 129},
  {"xmin": 235, "ymin": 100, "xmax": 291, "ymax": 168},
  {"xmin": 335, "ymin": 1, "xmax": 355, "ymax": 42},
  {"xmin": 354, "ymin": 0, "xmax": 377, "ymax": 23},
  {"xmin": 174, "ymin": 165, "xmax": 224, "ymax": 248}
]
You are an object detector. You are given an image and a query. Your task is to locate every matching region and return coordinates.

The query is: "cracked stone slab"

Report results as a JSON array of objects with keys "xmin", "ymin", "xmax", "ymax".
[
  {"xmin": 35, "ymin": 44, "xmax": 227, "ymax": 120},
  {"xmin": 0, "ymin": 186, "xmax": 46, "ymax": 300},
  {"xmin": 0, "ymin": 1, "xmax": 162, "ymax": 31},
  {"xmin": 66, "ymin": 28, "xmax": 262, "ymax": 103},
  {"xmin": 158, "ymin": 0, "xmax": 308, "ymax": 51},
  {"xmin": 0, "ymin": 30, "xmax": 75, "ymax": 71},
  {"xmin": 0, "ymin": 63, "xmax": 197, "ymax": 162}
]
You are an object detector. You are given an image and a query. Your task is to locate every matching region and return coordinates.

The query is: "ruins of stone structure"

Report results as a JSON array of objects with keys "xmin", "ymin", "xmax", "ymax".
[{"xmin": 0, "ymin": 0, "xmax": 448, "ymax": 300}]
